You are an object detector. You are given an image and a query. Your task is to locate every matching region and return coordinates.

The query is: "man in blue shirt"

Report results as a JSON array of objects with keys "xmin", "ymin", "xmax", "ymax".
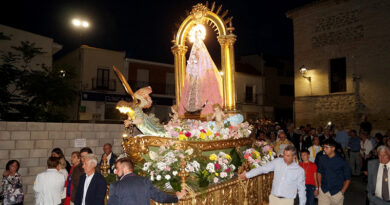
[
  {"xmin": 347, "ymin": 130, "xmax": 361, "ymax": 176},
  {"xmin": 239, "ymin": 145, "xmax": 306, "ymax": 205},
  {"xmin": 318, "ymin": 139, "xmax": 351, "ymax": 205}
]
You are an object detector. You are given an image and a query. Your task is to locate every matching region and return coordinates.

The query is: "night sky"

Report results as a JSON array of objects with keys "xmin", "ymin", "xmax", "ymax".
[{"xmin": 0, "ymin": 0, "xmax": 314, "ymax": 64}]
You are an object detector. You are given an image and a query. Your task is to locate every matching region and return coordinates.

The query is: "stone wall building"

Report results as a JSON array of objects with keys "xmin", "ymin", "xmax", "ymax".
[{"xmin": 287, "ymin": 0, "xmax": 390, "ymax": 130}]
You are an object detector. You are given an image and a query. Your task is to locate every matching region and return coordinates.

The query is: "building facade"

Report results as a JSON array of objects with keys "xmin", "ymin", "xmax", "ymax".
[
  {"xmin": 239, "ymin": 54, "xmax": 294, "ymax": 122},
  {"xmin": 0, "ymin": 24, "xmax": 62, "ymax": 70},
  {"xmin": 54, "ymin": 45, "xmax": 127, "ymax": 122},
  {"xmin": 287, "ymin": 0, "xmax": 390, "ymax": 130}
]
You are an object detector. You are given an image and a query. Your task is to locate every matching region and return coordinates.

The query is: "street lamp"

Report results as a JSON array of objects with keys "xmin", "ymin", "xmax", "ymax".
[
  {"xmin": 72, "ymin": 18, "xmax": 89, "ymax": 28},
  {"xmin": 299, "ymin": 65, "xmax": 311, "ymax": 82}
]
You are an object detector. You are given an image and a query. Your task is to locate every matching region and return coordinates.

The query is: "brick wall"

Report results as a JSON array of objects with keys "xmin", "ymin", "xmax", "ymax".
[{"xmin": 0, "ymin": 121, "xmax": 124, "ymax": 205}]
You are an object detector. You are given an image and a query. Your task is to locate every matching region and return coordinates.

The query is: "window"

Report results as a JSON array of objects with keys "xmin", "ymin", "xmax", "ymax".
[
  {"xmin": 97, "ymin": 68, "xmax": 109, "ymax": 88},
  {"xmin": 330, "ymin": 58, "xmax": 346, "ymax": 93},
  {"xmin": 245, "ymin": 86, "xmax": 254, "ymax": 103},
  {"xmin": 280, "ymin": 84, "xmax": 294, "ymax": 96}
]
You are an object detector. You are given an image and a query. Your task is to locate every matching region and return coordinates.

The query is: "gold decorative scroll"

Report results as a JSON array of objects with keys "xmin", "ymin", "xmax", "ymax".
[{"xmin": 150, "ymin": 172, "xmax": 273, "ymax": 205}]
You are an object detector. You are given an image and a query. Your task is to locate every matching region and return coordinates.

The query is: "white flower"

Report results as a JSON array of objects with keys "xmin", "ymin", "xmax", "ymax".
[
  {"xmin": 165, "ymin": 175, "xmax": 171, "ymax": 180},
  {"xmin": 230, "ymin": 164, "xmax": 236, "ymax": 171},
  {"xmin": 149, "ymin": 151, "xmax": 158, "ymax": 161},
  {"xmin": 185, "ymin": 165, "xmax": 194, "ymax": 172},
  {"xmin": 220, "ymin": 172, "xmax": 227, "ymax": 178},
  {"xmin": 206, "ymin": 163, "xmax": 215, "ymax": 173},
  {"xmin": 172, "ymin": 171, "xmax": 178, "ymax": 176},
  {"xmin": 156, "ymin": 175, "xmax": 162, "ymax": 181},
  {"xmin": 222, "ymin": 164, "xmax": 228, "ymax": 171},
  {"xmin": 142, "ymin": 162, "xmax": 152, "ymax": 171},
  {"xmin": 157, "ymin": 162, "xmax": 166, "ymax": 171},
  {"xmin": 185, "ymin": 148, "xmax": 194, "ymax": 155},
  {"xmin": 218, "ymin": 152, "xmax": 226, "ymax": 158},
  {"xmin": 150, "ymin": 175, "xmax": 154, "ymax": 181},
  {"xmin": 191, "ymin": 161, "xmax": 200, "ymax": 171}
]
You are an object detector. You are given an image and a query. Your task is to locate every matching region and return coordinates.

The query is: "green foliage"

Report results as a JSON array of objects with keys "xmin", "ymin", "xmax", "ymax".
[
  {"xmin": 229, "ymin": 148, "xmax": 242, "ymax": 169},
  {"xmin": 0, "ymin": 36, "xmax": 77, "ymax": 121}
]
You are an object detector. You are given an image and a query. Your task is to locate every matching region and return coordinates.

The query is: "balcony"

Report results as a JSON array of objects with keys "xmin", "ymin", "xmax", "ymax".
[
  {"xmin": 92, "ymin": 78, "xmax": 116, "ymax": 91},
  {"xmin": 129, "ymin": 81, "xmax": 175, "ymax": 96}
]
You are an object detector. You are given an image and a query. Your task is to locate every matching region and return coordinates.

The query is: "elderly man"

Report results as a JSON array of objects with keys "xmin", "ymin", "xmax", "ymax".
[
  {"xmin": 100, "ymin": 143, "xmax": 117, "ymax": 173},
  {"xmin": 74, "ymin": 154, "xmax": 107, "ymax": 205},
  {"xmin": 367, "ymin": 145, "xmax": 390, "ymax": 204},
  {"xmin": 239, "ymin": 145, "xmax": 306, "ymax": 205},
  {"xmin": 108, "ymin": 158, "xmax": 186, "ymax": 205},
  {"xmin": 274, "ymin": 132, "xmax": 293, "ymax": 157}
]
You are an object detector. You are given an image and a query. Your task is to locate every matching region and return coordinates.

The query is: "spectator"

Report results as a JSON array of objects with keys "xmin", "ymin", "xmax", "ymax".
[
  {"xmin": 107, "ymin": 158, "xmax": 185, "ymax": 205},
  {"xmin": 99, "ymin": 143, "xmax": 117, "ymax": 173},
  {"xmin": 360, "ymin": 115, "xmax": 372, "ymax": 136},
  {"xmin": 299, "ymin": 149, "xmax": 318, "ymax": 205},
  {"xmin": 74, "ymin": 154, "xmax": 107, "ymax": 205},
  {"xmin": 1, "ymin": 160, "xmax": 23, "ymax": 205},
  {"xmin": 318, "ymin": 139, "xmax": 351, "ymax": 205},
  {"xmin": 34, "ymin": 157, "xmax": 66, "ymax": 205},
  {"xmin": 348, "ymin": 130, "xmax": 361, "ymax": 176},
  {"xmin": 52, "ymin": 148, "xmax": 71, "ymax": 172},
  {"xmin": 320, "ymin": 129, "xmax": 333, "ymax": 144},
  {"xmin": 367, "ymin": 145, "xmax": 390, "ymax": 204},
  {"xmin": 274, "ymin": 132, "xmax": 293, "ymax": 157},
  {"xmin": 70, "ymin": 147, "xmax": 93, "ymax": 204},
  {"xmin": 64, "ymin": 151, "xmax": 81, "ymax": 205},
  {"xmin": 335, "ymin": 124, "xmax": 349, "ymax": 153},
  {"xmin": 303, "ymin": 129, "xmax": 316, "ymax": 151},
  {"xmin": 308, "ymin": 136, "xmax": 322, "ymax": 162},
  {"xmin": 239, "ymin": 145, "xmax": 306, "ymax": 205},
  {"xmin": 59, "ymin": 158, "xmax": 69, "ymax": 203},
  {"xmin": 361, "ymin": 131, "xmax": 374, "ymax": 176},
  {"xmin": 287, "ymin": 124, "xmax": 300, "ymax": 151}
]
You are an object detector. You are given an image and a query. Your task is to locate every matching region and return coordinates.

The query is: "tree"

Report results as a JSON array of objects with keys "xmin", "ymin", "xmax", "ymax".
[{"xmin": 0, "ymin": 36, "xmax": 77, "ymax": 121}]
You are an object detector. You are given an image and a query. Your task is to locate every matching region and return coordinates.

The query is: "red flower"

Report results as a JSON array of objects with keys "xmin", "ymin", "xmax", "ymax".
[
  {"xmin": 215, "ymin": 163, "xmax": 221, "ymax": 170},
  {"xmin": 226, "ymin": 168, "xmax": 231, "ymax": 173},
  {"xmin": 179, "ymin": 131, "xmax": 183, "ymax": 134},
  {"xmin": 185, "ymin": 132, "xmax": 191, "ymax": 137},
  {"xmin": 229, "ymin": 126, "xmax": 233, "ymax": 130},
  {"xmin": 200, "ymin": 129, "xmax": 206, "ymax": 133},
  {"xmin": 216, "ymin": 132, "xmax": 220, "ymax": 136}
]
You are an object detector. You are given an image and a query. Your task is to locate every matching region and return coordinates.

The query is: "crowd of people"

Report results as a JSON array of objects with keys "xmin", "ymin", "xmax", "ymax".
[
  {"xmin": 2, "ymin": 118, "xmax": 390, "ymax": 205},
  {"xmin": 247, "ymin": 118, "xmax": 390, "ymax": 205},
  {"xmin": 1, "ymin": 143, "xmax": 185, "ymax": 205}
]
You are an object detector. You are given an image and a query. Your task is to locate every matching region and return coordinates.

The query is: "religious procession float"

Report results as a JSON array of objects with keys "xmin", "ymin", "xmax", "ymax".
[{"xmin": 104, "ymin": 3, "xmax": 276, "ymax": 204}]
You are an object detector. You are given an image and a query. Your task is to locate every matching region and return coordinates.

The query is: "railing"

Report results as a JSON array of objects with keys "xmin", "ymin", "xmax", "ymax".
[{"xmin": 92, "ymin": 78, "xmax": 116, "ymax": 91}]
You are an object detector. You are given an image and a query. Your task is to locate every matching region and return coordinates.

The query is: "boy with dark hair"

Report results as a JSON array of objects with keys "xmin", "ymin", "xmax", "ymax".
[{"xmin": 299, "ymin": 149, "xmax": 318, "ymax": 205}]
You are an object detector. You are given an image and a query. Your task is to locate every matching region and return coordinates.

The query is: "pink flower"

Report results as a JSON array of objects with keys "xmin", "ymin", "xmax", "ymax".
[
  {"xmin": 179, "ymin": 154, "xmax": 184, "ymax": 159},
  {"xmin": 185, "ymin": 132, "xmax": 191, "ymax": 137},
  {"xmin": 215, "ymin": 163, "xmax": 221, "ymax": 170},
  {"xmin": 213, "ymin": 177, "xmax": 219, "ymax": 183},
  {"xmin": 165, "ymin": 166, "xmax": 171, "ymax": 171},
  {"xmin": 200, "ymin": 129, "xmax": 206, "ymax": 133}
]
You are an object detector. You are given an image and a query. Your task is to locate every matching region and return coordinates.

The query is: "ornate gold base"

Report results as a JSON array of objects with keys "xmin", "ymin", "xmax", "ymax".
[{"xmin": 151, "ymin": 173, "xmax": 273, "ymax": 205}]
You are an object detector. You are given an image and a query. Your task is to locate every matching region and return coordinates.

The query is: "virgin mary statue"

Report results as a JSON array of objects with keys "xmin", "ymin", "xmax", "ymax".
[{"xmin": 178, "ymin": 24, "xmax": 223, "ymax": 117}]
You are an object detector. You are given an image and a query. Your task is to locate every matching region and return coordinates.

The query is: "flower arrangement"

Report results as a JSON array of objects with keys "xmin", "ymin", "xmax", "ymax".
[
  {"xmin": 164, "ymin": 119, "xmax": 253, "ymax": 141},
  {"xmin": 242, "ymin": 140, "xmax": 276, "ymax": 169},
  {"xmin": 198, "ymin": 152, "xmax": 236, "ymax": 185},
  {"xmin": 140, "ymin": 142, "xmax": 199, "ymax": 191}
]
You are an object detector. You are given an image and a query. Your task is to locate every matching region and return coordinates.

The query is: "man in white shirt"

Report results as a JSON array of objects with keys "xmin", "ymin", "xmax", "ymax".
[
  {"xmin": 239, "ymin": 145, "xmax": 306, "ymax": 205},
  {"xmin": 74, "ymin": 154, "xmax": 107, "ymax": 205},
  {"xmin": 367, "ymin": 146, "xmax": 390, "ymax": 204},
  {"xmin": 34, "ymin": 157, "xmax": 66, "ymax": 205}
]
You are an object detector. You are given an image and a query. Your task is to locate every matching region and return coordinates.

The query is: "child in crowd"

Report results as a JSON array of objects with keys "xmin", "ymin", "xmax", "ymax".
[{"xmin": 299, "ymin": 149, "xmax": 319, "ymax": 205}]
